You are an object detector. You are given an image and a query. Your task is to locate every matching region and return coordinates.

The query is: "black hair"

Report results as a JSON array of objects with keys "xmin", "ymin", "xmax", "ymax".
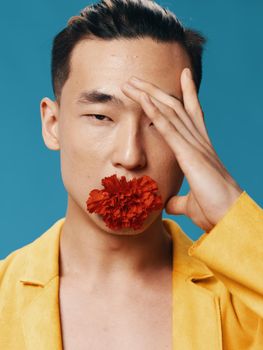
[{"xmin": 51, "ymin": 0, "xmax": 206, "ymax": 102}]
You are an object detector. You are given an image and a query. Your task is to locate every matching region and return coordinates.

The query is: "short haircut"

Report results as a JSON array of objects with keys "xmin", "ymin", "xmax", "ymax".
[{"xmin": 51, "ymin": 0, "xmax": 206, "ymax": 102}]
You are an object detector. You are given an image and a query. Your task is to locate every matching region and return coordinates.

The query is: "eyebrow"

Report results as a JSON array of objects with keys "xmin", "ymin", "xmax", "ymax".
[
  {"xmin": 76, "ymin": 89, "xmax": 182, "ymax": 106},
  {"xmin": 77, "ymin": 90, "xmax": 124, "ymax": 106}
]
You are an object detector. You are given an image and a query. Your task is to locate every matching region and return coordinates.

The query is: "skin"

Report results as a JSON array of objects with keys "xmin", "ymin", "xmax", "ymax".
[
  {"xmin": 40, "ymin": 36, "xmax": 243, "ymax": 349},
  {"xmin": 40, "ymin": 38, "xmax": 192, "ymax": 286},
  {"xmin": 123, "ymin": 72, "xmax": 244, "ymax": 230}
]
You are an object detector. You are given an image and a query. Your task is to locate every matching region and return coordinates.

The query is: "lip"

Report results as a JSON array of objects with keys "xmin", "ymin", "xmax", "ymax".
[
  {"xmin": 107, "ymin": 174, "xmax": 143, "ymax": 182},
  {"xmin": 86, "ymin": 173, "xmax": 163, "ymax": 231}
]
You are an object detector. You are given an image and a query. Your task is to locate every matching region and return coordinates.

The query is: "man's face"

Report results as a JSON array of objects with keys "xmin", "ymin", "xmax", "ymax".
[{"xmin": 41, "ymin": 37, "xmax": 191, "ymax": 234}]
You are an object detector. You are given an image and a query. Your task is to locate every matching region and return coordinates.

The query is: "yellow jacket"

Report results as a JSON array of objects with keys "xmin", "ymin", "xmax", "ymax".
[{"xmin": 0, "ymin": 191, "xmax": 262, "ymax": 349}]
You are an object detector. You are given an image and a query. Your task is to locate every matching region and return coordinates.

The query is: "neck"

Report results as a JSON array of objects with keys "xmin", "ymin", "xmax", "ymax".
[{"xmin": 59, "ymin": 195, "xmax": 173, "ymax": 289}]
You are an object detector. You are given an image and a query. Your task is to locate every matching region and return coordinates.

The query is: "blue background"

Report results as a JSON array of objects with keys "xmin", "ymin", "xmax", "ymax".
[{"xmin": 0, "ymin": 0, "xmax": 262, "ymax": 259}]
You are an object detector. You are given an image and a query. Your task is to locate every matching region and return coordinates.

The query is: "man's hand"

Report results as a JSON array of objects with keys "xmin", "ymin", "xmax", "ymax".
[{"xmin": 121, "ymin": 68, "xmax": 243, "ymax": 232}]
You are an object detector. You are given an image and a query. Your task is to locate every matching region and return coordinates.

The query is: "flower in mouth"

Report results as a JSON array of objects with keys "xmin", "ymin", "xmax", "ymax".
[{"xmin": 86, "ymin": 174, "xmax": 163, "ymax": 231}]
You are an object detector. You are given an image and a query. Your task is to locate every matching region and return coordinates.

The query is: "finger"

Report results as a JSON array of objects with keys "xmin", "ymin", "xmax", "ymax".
[
  {"xmin": 139, "ymin": 92, "xmax": 227, "ymax": 187},
  {"xmin": 127, "ymin": 76, "xmax": 210, "ymax": 149},
  {"xmin": 138, "ymin": 91, "xmax": 192, "ymax": 160},
  {"xmin": 181, "ymin": 68, "xmax": 211, "ymax": 145},
  {"xmin": 165, "ymin": 195, "xmax": 188, "ymax": 215},
  {"xmin": 122, "ymin": 84, "xmax": 208, "ymax": 153},
  {"xmin": 128, "ymin": 76, "xmax": 183, "ymax": 108}
]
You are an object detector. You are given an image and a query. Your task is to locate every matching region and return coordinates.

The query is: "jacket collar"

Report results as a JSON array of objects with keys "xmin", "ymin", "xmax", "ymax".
[
  {"xmin": 19, "ymin": 218, "xmax": 64, "ymax": 286},
  {"xmin": 163, "ymin": 218, "xmax": 214, "ymax": 281},
  {"xmin": 19, "ymin": 217, "xmax": 213, "ymax": 287},
  {"xmin": 19, "ymin": 218, "xmax": 219, "ymax": 350}
]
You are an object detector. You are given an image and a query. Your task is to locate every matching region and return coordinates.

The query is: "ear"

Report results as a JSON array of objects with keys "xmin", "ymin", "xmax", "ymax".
[{"xmin": 40, "ymin": 97, "xmax": 60, "ymax": 151}]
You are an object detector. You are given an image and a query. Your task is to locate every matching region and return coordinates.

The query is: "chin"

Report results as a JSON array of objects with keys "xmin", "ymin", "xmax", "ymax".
[{"xmin": 93, "ymin": 210, "xmax": 163, "ymax": 236}]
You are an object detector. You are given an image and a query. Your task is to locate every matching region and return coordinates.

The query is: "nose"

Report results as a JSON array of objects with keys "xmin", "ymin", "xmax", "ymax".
[{"xmin": 111, "ymin": 122, "xmax": 147, "ymax": 171}]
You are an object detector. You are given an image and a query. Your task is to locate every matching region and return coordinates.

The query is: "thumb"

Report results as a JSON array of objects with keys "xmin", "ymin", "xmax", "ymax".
[{"xmin": 165, "ymin": 195, "xmax": 188, "ymax": 216}]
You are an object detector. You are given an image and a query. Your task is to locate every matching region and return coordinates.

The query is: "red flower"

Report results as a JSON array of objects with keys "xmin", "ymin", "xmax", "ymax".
[{"xmin": 86, "ymin": 174, "xmax": 163, "ymax": 231}]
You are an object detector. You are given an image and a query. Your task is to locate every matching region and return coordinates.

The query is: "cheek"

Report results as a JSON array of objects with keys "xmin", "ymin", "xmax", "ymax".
[
  {"xmin": 59, "ymin": 125, "xmax": 107, "ymax": 201},
  {"xmin": 60, "ymin": 119, "xmax": 108, "ymax": 168}
]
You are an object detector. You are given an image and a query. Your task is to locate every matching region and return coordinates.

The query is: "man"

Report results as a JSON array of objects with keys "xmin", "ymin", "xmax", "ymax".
[{"xmin": 0, "ymin": 0, "xmax": 262, "ymax": 349}]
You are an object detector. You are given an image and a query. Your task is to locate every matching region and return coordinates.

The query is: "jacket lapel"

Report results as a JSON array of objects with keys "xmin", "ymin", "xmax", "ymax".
[
  {"xmin": 21, "ymin": 276, "xmax": 63, "ymax": 350},
  {"xmin": 172, "ymin": 275, "xmax": 223, "ymax": 350},
  {"xmin": 19, "ymin": 219, "xmax": 65, "ymax": 350},
  {"xmin": 163, "ymin": 219, "xmax": 223, "ymax": 350},
  {"xmin": 18, "ymin": 218, "xmax": 222, "ymax": 350}
]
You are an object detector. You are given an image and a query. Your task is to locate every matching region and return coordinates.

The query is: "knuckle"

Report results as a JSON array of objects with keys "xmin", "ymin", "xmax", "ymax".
[
  {"xmin": 171, "ymin": 99, "xmax": 182, "ymax": 110},
  {"xmin": 150, "ymin": 110, "xmax": 160, "ymax": 119}
]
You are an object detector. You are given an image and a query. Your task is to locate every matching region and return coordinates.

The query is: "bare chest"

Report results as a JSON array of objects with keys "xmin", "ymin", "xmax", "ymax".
[{"xmin": 59, "ymin": 277, "xmax": 172, "ymax": 350}]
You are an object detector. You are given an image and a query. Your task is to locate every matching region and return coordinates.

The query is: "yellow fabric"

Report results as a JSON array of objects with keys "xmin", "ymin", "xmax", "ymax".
[{"xmin": 0, "ymin": 191, "xmax": 262, "ymax": 349}]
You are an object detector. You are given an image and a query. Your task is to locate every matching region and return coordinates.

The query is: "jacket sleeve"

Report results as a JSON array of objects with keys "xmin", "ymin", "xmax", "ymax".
[{"xmin": 188, "ymin": 191, "xmax": 263, "ymax": 319}]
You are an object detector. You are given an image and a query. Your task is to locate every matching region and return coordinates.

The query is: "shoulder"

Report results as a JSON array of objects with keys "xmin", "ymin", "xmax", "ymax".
[
  {"xmin": 0, "ymin": 217, "xmax": 65, "ymax": 287},
  {"xmin": 0, "ymin": 242, "xmax": 32, "ymax": 287},
  {"xmin": 0, "ymin": 242, "xmax": 33, "ymax": 322},
  {"xmin": 0, "ymin": 218, "xmax": 64, "ymax": 289},
  {"xmin": 0, "ymin": 243, "xmax": 29, "ymax": 274}
]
